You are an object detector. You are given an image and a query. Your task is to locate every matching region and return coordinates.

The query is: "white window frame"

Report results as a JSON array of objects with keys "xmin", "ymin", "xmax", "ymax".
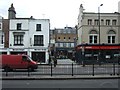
[
  {"xmin": 89, "ymin": 34, "xmax": 98, "ymax": 44},
  {"xmin": 108, "ymin": 35, "xmax": 115, "ymax": 44}
]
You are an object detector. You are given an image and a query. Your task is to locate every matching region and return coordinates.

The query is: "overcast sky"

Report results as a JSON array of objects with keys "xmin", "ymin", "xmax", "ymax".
[{"xmin": 0, "ymin": 0, "xmax": 120, "ymax": 29}]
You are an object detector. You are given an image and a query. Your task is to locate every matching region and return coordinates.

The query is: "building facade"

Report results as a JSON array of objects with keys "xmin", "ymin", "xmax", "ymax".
[
  {"xmin": 1, "ymin": 4, "xmax": 50, "ymax": 64},
  {"xmin": 9, "ymin": 18, "xmax": 50, "ymax": 63},
  {"xmin": 77, "ymin": 4, "xmax": 120, "ymax": 45},
  {"xmin": 51, "ymin": 27, "xmax": 77, "ymax": 59}
]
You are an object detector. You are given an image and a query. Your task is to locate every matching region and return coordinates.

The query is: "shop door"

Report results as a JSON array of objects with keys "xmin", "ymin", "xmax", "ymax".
[{"xmin": 32, "ymin": 52, "xmax": 45, "ymax": 63}]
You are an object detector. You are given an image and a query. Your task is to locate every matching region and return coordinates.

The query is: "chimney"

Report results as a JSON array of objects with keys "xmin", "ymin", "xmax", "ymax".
[{"xmin": 8, "ymin": 3, "xmax": 16, "ymax": 19}]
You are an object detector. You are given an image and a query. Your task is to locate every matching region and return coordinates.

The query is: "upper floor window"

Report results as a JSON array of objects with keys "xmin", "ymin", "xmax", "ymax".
[
  {"xmin": 63, "ymin": 37, "xmax": 66, "ymax": 41},
  {"xmin": 107, "ymin": 30, "xmax": 116, "ymax": 44},
  {"xmin": 36, "ymin": 24, "xmax": 41, "ymax": 31},
  {"xmin": 94, "ymin": 19, "xmax": 99, "ymax": 25},
  {"xmin": 0, "ymin": 33, "xmax": 4, "ymax": 44},
  {"xmin": 89, "ymin": 30, "xmax": 98, "ymax": 44},
  {"xmin": 17, "ymin": 23, "xmax": 22, "ymax": 30},
  {"xmin": 112, "ymin": 20, "xmax": 117, "ymax": 25},
  {"xmin": 58, "ymin": 37, "xmax": 60, "ymax": 40},
  {"xmin": 106, "ymin": 20, "xmax": 110, "ymax": 25},
  {"xmin": 0, "ymin": 23, "xmax": 2, "ymax": 30},
  {"xmin": 101, "ymin": 19, "xmax": 104, "ymax": 25},
  {"xmin": 88, "ymin": 19, "xmax": 92, "ymax": 25},
  {"xmin": 68, "ymin": 37, "xmax": 71, "ymax": 40},
  {"xmin": 1, "ymin": 34, "xmax": 4, "ymax": 44},
  {"xmin": 14, "ymin": 35, "xmax": 23, "ymax": 45},
  {"xmin": 34, "ymin": 35, "xmax": 44, "ymax": 46}
]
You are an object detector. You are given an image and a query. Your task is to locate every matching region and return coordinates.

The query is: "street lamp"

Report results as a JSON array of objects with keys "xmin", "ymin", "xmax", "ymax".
[
  {"xmin": 98, "ymin": 4, "xmax": 103, "ymax": 64},
  {"xmin": 98, "ymin": 4, "xmax": 103, "ymax": 45}
]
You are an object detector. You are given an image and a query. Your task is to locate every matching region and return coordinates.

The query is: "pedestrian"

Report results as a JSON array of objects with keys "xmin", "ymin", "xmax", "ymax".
[{"xmin": 53, "ymin": 57, "xmax": 57, "ymax": 67}]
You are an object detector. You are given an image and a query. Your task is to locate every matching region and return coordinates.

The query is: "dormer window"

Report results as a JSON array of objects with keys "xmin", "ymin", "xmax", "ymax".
[
  {"xmin": 17, "ymin": 23, "xmax": 22, "ymax": 30},
  {"xmin": 36, "ymin": 24, "xmax": 41, "ymax": 31},
  {"xmin": 0, "ymin": 23, "xmax": 2, "ymax": 30}
]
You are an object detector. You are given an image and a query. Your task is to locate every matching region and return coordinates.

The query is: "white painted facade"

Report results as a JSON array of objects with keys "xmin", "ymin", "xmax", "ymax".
[{"xmin": 9, "ymin": 18, "xmax": 50, "ymax": 64}]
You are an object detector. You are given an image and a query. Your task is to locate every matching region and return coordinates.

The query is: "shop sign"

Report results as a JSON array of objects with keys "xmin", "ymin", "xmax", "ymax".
[{"xmin": 13, "ymin": 49, "xmax": 24, "ymax": 51}]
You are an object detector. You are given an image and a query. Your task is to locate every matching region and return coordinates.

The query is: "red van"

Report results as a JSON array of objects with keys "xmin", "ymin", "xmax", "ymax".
[{"xmin": 0, "ymin": 54, "xmax": 38, "ymax": 71}]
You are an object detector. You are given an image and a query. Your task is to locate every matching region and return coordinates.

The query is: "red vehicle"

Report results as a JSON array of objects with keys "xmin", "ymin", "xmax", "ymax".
[{"xmin": 0, "ymin": 54, "xmax": 38, "ymax": 71}]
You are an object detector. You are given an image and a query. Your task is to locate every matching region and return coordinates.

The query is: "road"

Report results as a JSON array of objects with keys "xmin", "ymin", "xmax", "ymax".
[{"xmin": 2, "ymin": 79, "xmax": 119, "ymax": 89}]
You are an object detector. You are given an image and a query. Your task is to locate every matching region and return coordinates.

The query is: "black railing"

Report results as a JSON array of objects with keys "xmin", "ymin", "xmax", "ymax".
[{"xmin": 2, "ymin": 63, "xmax": 120, "ymax": 77}]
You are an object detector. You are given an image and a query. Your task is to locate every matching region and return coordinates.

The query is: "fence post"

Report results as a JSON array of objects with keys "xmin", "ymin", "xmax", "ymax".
[
  {"xmin": 113, "ymin": 63, "xmax": 115, "ymax": 75},
  {"xmin": 28, "ymin": 68, "xmax": 30, "ymax": 77},
  {"xmin": 6, "ymin": 69, "xmax": 8, "ymax": 76},
  {"xmin": 72, "ymin": 63, "xmax": 73, "ymax": 76},
  {"xmin": 51, "ymin": 63, "xmax": 52, "ymax": 76},
  {"xmin": 117, "ymin": 63, "xmax": 120, "ymax": 75},
  {"xmin": 92, "ymin": 64, "xmax": 94, "ymax": 76}
]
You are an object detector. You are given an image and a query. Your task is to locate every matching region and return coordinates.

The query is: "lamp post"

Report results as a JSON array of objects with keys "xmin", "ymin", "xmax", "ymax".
[
  {"xmin": 98, "ymin": 4, "xmax": 103, "ymax": 64},
  {"xmin": 98, "ymin": 4, "xmax": 103, "ymax": 45}
]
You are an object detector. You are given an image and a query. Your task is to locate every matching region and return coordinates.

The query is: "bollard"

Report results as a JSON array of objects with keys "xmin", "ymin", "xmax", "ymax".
[
  {"xmin": 72, "ymin": 63, "xmax": 73, "ymax": 76},
  {"xmin": 92, "ymin": 64, "xmax": 94, "ymax": 76},
  {"xmin": 51, "ymin": 63, "xmax": 52, "ymax": 76}
]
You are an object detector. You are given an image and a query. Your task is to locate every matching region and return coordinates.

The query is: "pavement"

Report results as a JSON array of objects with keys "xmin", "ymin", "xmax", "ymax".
[{"xmin": 1, "ymin": 74, "xmax": 120, "ymax": 80}]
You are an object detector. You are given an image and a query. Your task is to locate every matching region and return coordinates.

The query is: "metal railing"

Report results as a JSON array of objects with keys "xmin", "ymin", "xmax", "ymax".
[{"xmin": 2, "ymin": 63, "xmax": 120, "ymax": 77}]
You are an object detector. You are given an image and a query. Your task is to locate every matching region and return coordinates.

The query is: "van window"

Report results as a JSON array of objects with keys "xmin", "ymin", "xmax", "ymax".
[{"xmin": 22, "ymin": 56, "xmax": 27, "ymax": 61}]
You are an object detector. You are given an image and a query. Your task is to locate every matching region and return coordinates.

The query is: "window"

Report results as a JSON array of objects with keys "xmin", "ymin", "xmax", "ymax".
[
  {"xmin": 34, "ymin": 35, "xmax": 44, "ymax": 46},
  {"xmin": 60, "ymin": 43, "xmax": 63, "ymax": 47},
  {"xmin": 108, "ymin": 30, "xmax": 116, "ymax": 44},
  {"xmin": 1, "ymin": 34, "xmax": 4, "ymax": 44},
  {"xmin": 22, "ymin": 56, "xmax": 27, "ymax": 61},
  {"xmin": 63, "ymin": 37, "xmax": 66, "ymax": 41},
  {"xmin": 63, "ymin": 43, "xmax": 66, "ymax": 47},
  {"xmin": 112, "ymin": 20, "xmax": 117, "ymax": 25},
  {"xmin": 0, "ymin": 23, "xmax": 2, "ymax": 29},
  {"xmin": 89, "ymin": 30, "xmax": 98, "ymax": 44},
  {"xmin": 68, "ymin": 43, "xmax": 71, "ymax": 47},
  {"xmin": 0, "ymin": 33, "xmax": 4, "ymax": 44},
  {"xmin": 108, "ymin": 36, "xmax": 115, "ymax": 44},
  {"xmin": 17, "ymin": 23, "xmax": 22, "ymax": 30},
  {"xmin": 106, "ymin": 20, "xmax": 110, "ymax": 25},
  {"xmin": 36, "ymin": 24, "xmax": 41, "ymax": 31},
  {"xmin": 101, "ymin": 19, "xmax": 104, "ymax": 25},
  {"xmin": 94, "ymin": 19, "xmax": 99, "ymax": 25},
  {"xmin": 14, "ymin": 35, "xmax": 23, "ymax": 45},
  {"xmin": 68, "ymin": 37, "xmax": 71, "ymax": 41},
  {"xmin": 88, "ymin": 19, "xmax": 92, "ymax": 25},
  {"xmin": 58, "ymin": 37, "xmax": 60, "ymax": 40},
  {"xmin": 89, "ymin": 35, "xmax": 97, "ymax": 44}
]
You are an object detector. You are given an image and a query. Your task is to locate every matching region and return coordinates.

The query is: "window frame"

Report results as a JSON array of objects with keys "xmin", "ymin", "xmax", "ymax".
[
  {"xmin": 36, "ymin": 24, "xmax": 41, "ymax": 31},
  {"xmin": 88, "ymin": 19, "xmax": 92, "ymax": 25},
  {"xmin": 17, "ymin": 23, "xmax": 22, "ymax": 30},
  {"xmin": 14, "ymin": 35, "xmax": 24, "ymax": 46},
  {"xmin": 34, "ymin": 35, "xmax": 44, "ymax": 46}
]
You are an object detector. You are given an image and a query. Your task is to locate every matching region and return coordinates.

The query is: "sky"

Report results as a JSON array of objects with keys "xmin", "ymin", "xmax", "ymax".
[{"xmin": 0, "ymin": 0, "xmax": 120, "ymax": 29}]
